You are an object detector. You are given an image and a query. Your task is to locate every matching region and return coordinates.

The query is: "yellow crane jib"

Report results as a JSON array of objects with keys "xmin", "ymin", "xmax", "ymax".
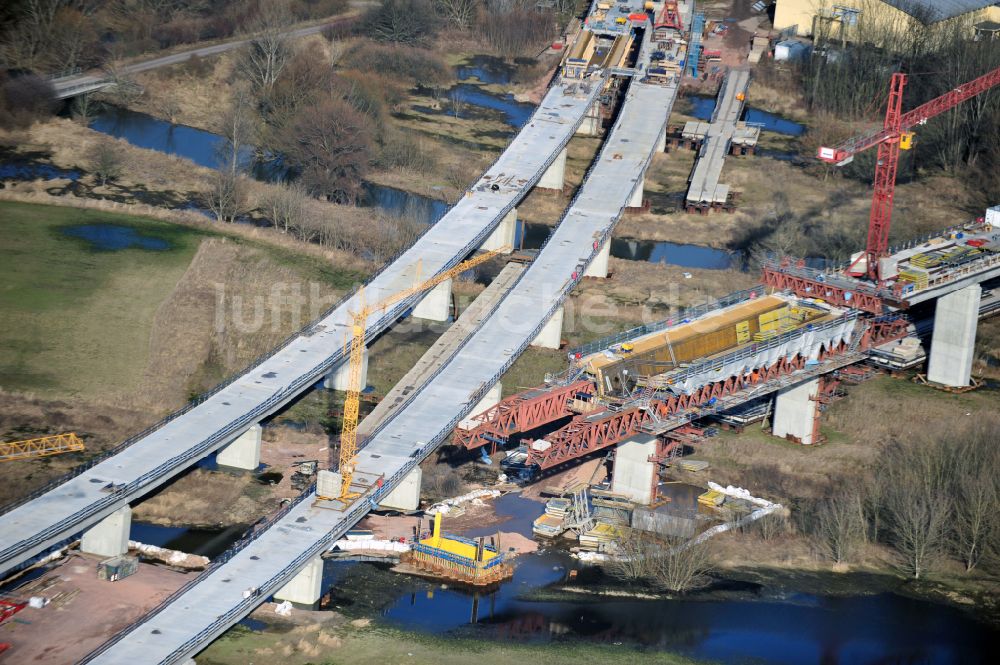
[
  {"xmin": 0, "ymin": 433, "xmax": 85, "ymax": 463},
  {"xmin": 337, "ymin": 246, "xmax": 510, "ymax": 500}
]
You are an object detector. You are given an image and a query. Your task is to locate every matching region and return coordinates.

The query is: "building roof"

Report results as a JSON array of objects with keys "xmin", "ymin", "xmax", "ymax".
[{"xmin": 883, "ymin": 0, "xmax": 999, "ymax": 23}]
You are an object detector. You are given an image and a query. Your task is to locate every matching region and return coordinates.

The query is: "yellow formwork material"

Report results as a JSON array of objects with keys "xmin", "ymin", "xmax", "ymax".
[
  {"xmin": 698, "ymin": 489, "xmax": 725, "ymax": 507},
  {"xmin": 0, "ymin": 433, "xmax": 85, "ymax": 463},
  {"xmin": 420, "ymin": 513, "xmax": 498, "ymax": 563}
]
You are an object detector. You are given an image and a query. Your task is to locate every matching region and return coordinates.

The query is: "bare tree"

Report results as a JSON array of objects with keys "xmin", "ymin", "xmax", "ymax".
[
  {"xmin": 951, "ymin": 425, "xmax": 1000, "ymax": 572},
  {"xmin": 435, "ymin": 0, "xmax": 477, "ymax": 29},
  {"xmin": 609, "ymin": 530, "xmax": 714, "ymax": 593},
  {"xmin": 216, "ymin": 87, "xmax": 257, "ymax": 175},
  {"xmin": 363, "ymin": 0, "xmax": 437, "ymax": 45},
  {"xmin": 273, "ymin": 95, "xmax": 373, "ymax": 203},
  {"xmin": 87, "ymin": 138, "xmax": 125, "ymax": 186},
  {"xmin": 816, "ymin": 492, "xmax": 867, "ymax": 564},
  {"xmin": 237, "ymin": 1, "xmax": 293, "ymax": 96},
  {"xmin": 203, "ymin": 165, "xmax": 251, "ymax": 223},
  {"xmin": 260, "ymin": 181, "xmax": 310, "ymax": 234},
  {"xmin": 881, "ymin": 439, "xmax": 953, "ymax": 579}
]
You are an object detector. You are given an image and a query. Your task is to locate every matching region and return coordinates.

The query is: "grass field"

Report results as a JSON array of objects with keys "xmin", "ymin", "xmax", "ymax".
[
  {"xmin": 0, "ymin": 201, "xmax": 212, "ymax": 399},
  {"xmin": 199, "ymin": 622, "xmax": 703, "ymax": 665}
]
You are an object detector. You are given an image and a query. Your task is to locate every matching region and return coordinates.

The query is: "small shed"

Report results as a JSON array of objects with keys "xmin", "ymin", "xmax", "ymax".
[{"xmin": 97, "ymin": 555, "xmax": 138, "ymax": 582}]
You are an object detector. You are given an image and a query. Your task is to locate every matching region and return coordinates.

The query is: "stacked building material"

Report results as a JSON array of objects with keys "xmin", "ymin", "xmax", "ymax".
[
  {"xmin": 677, "ymin": 459, "xmax": 710, "ymax": 472},
  {"xmin": 697, "ymin": 489, "xmax": 725, "ymax": 507},
  {"xmin": 579, "ymin": 522, "xmax": 623, "ymax": 551}
]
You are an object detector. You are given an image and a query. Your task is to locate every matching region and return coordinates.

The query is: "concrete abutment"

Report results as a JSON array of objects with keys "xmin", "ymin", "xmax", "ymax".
[{"xmin": 274, "ymin": 556, "xmax": 323, "ymax": 606}]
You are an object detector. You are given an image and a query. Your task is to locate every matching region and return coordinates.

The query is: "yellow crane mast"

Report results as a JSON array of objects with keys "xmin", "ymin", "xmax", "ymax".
[
  {"xmin": 337, "ymin": 247, "xmax": 509, "ymax": 500},
  {"xmin": 0, "ymin": 433, "xmax": 85, "ymax": 463}
]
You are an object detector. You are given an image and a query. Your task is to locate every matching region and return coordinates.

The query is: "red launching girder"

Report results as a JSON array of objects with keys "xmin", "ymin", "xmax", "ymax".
[
  {"xmin": 452, "ymin": 380, "xmax": 593, "ymax": 450},
  {"xmin": 524, "ymin": 348, "xmax": 853, "ymax": 469},
  {"xmin": 761, "ymin": 263, "xmax": 886, "ymax": 314},
  {"xmin": 655, "ymin": 1, "xmax": 683, "ymax": 31}
]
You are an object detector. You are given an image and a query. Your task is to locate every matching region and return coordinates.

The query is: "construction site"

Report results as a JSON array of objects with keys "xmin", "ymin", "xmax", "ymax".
[{"xmin": 1, "ymin": 0, "xmax": 999, "ymax": 663}]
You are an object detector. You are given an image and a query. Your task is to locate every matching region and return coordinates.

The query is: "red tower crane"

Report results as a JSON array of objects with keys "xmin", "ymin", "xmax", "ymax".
[{"xmin": 817, "ymin": 64, "xmax": 1000, "ymax": 283}]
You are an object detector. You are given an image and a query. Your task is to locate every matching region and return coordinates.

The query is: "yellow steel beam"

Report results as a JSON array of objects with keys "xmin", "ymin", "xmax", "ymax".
[
  {"xmin": 337, "ymin": 247, "xmax": 509, "ymax": 500},
  {"xmin": 0, "ymin": 433, "xmax": 85, "ymax": 463}
]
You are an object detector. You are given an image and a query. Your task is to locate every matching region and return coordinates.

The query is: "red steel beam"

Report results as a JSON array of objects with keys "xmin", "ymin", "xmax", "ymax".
[
  {"xmin": 526, "ymin": 342, "xmax": 863, "ymax": 470},
  {"xmin": 761, "ymin": 265, "xmax": 886, "ymax": 314},
  {"xmin": 452, "ymin": 380, "xmax": 594, "ymax": 450}
]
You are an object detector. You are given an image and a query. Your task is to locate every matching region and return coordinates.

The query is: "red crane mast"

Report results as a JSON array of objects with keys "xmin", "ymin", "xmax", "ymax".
[{"xmin": 817, "ymin": 64, "xmax": 1000, "ymax": 283}]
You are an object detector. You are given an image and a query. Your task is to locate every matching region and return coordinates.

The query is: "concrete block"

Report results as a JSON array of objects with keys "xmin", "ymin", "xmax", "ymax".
[
  {"xmin": 927, "ymin": 284, "xmax": 981, "ymax": 387},
  {"xmin": 537, "ymin": 147, "xmax": 567, "ymax": 191},
  {"xmin": 324, "ymin": 348, "xmax": 368, "ymax": 391},
  {"xmin": 317, "ymin": 469, "xmax": 342, "ymax": 499},
  {"xmin": 274, "ymin": 556, "xmax": 323, "ymax": 606},
  {"xmin": 611, "ymin": 434, "xmax": 657, "ymax": 505},
  {"xmin": 81, "ymin": 505, "xmax": 131, "ymax": 558},
  {"xmin": 482, "ymin": 208, "xmax": 516, "ymax": 253},
  {"xmin": 412, "ymin": 278, "xmax": 452, "ymax": 322},
  {"xmin": 772, "ymin": 377, "xmax": 819, "ymax": 444},
  {"xmin": 584, "ymin": 239, "xmax": 610, "ymax": 278},
  {"xmin": 379, "ymin": 466, "xmax": 422, "ymax": 512},
  {"xmin": 217, "ymin": 424, "xmax": 261, "ymax": 470},
  {"xmin": 531, "ymin": 305, "xmax": 564, "ymax": 349}
]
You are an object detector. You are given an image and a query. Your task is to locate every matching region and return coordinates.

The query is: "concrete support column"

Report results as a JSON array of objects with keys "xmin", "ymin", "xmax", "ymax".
[
  {"xmin": 412, "ymin": 278, "xmax": 452, "ymax": 322},
  {"xmin": 471, "ymin": 383, "xmax": 502, "ymax": 415},
  {"xmin": 217, "ymin": 424, "xmax": 262, "ymax": 470},
  {"xmin": 482, "ymin": 208, "xmax": 516, "ymax": 253},
  {"xmin": 324, "ymin": 349, "xmax": 369, "ymax": 391},
  {"xmin": 81, "ymin": 505, "xmax": 131, "ymax": 558},
  {"xmin": 611, "ymin": 434, "xmax": 657, "ymax": 505},
  {"xmin": 274, "ymin": 556, "xmax": 323, "ymax": 606},
  {"xmin": 927, "ymin": 284, "xmax": 981, "ymax": 387},
  {"xmin": 656, "ymin": 127, "xmax": 667, "ymax": 153},
  {"xmin": 627, "ymin": 178, "xmax": 645, "ymax": 208},
  {"xmin": 378, "ymin": 466, "xmax": 422, "ymax": 512},
  {"xmin": 584, "ymin": 239, "xmax": 611, "ymax": 278},
  {"xmin": 772, "ymin": 377, "xmax": 820, "ymax": 445},
  {"xmin": 576, "ymin": 104, "xmax": 601, "ymax": 136},
  {"xmin": 531, "ymin": 305, "xmax": 564, "ymax": 350},
  {"xmin": 537, "ymin": 147, "xmax": 567, "ymax": 191}
]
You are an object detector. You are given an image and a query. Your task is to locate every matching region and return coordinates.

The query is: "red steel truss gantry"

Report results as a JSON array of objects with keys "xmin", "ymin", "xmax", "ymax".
[{"xmin": 452, "ymin": 380, "xmax": 591, "ymax": 450}]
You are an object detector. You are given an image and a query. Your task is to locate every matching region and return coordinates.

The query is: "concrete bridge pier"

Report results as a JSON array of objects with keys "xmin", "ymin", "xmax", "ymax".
[
  {"xmin": 274, "ymin": 556, "xmax": 323, "ymax": 606},
  {"xmin": 576, "ymin": 103, "xmax": 602, "ymax": 137},
  {"xmin": 378, "ymin": 467, "xmax": 422, "ymax": 511},
  {"xmin": 481, "ymin": 208, "xmax": 517, "ymax": 252},
  {"xmin": 413, "ymin": 278, "xmax": 453, "ymax": 322},
  {"xmin": 657, "ymin": 126, "xmax": 667, "ymax": 153},
  {"xmin": 81, "ymin": 505, "xmax": 131, "ymax": 558},
  {"xmin": 531, "ymin": 305, "xmax": 564, "ymax": 349},
  {"xmin": 626, "ymin": 177, "xmax": 645, "ymax": 210},
  {"xmin": 536, "ymin": 147, "xmax": 568, "ymax": 192},
  {"xmin": 610, "ymin": 434, "xmax": 657, "ymax": 505},
  {"xmin": 217, "ymin": 424, "xmax": 262, "ymax": 470},
  {"xmin": 584, "ymin": 239, "xmax": 611, "ymax": 278},
  {"xmin": 772, "ymin": 377, "xmax": 820, "ymax": 445},
  {"xmin": 927, "ymin": 284, "xmax": 981, "ymax": 387},
  {"xmin": 324, "ymin": 349, "xmax": 369, "ymax": 391}
]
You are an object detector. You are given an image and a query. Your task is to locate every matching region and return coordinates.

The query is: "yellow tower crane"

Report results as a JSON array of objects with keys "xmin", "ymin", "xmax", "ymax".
[
  {"xmin": 0, "ymin": 433, "xmax": 85, "ymax": 463},
  {"xmin": 336, "ymin": 247, "xmax": 509, "ymax": 500}
]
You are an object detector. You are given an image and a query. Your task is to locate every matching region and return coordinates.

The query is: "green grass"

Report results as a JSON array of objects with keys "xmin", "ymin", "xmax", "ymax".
[
  {"xmin": 198, "ymin": 623, "xmax": 707, "ymax": 665},
  {"xmin": 0, "ymin": 201, "xmax": 212, "ymax": 397}
]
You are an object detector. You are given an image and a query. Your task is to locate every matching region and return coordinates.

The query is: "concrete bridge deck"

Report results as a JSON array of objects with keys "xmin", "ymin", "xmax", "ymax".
[
  {"xmin": 686, "ymin": 69, "xmax": 752, "ymax": 207},
  {"xmin": 81, "ymin": 37, "xmax": 685, "ymax": 665},
  {"xmin": 0, "ymin": 77, "xmax": 601, "ymax": 575}
]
